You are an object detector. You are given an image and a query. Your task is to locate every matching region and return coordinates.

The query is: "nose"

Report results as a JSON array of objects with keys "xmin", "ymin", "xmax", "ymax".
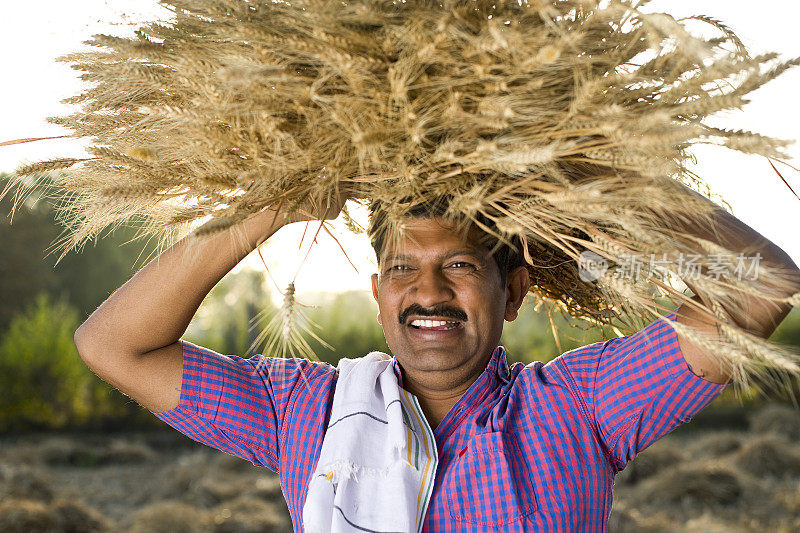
[{"xmin": 411, "ymin": 266, "xmax": 454, "ymax": 308}]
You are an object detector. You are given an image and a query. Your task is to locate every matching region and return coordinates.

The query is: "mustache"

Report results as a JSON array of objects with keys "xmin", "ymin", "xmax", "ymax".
[{"xmin": 398, "ymin": 303, "xmax": 468, "ymax": 325}]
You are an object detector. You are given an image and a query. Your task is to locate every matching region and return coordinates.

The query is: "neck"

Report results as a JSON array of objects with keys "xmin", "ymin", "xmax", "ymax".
[
  {"xmin": 399, "ymin": 353, "xmax": 492, "ymax": 429},
  {"xmin": 404, "ymin": 380, "xmax": 473, "ymax": 430}
]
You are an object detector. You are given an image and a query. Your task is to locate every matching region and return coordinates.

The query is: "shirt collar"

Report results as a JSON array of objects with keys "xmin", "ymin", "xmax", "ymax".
[{"xmin": 391, "ymin": 345, "xmax": 511, "ymax": 389}]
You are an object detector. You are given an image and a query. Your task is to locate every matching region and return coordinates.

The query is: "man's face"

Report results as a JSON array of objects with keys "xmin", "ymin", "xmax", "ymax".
[{"xmin": 371, "ymin": 217, "xmax": 523, "ymax": 380}]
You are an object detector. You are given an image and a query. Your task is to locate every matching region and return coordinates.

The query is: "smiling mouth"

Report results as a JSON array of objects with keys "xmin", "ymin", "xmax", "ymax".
[{"xmin": 408, "ymin": 319, "xmax": 462, "ymax": 331}]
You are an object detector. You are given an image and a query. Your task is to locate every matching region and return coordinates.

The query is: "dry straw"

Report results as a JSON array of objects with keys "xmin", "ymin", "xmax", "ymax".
[{"xmin": 3, "ymin": 0, "xmax": 800, "ymax": 397}]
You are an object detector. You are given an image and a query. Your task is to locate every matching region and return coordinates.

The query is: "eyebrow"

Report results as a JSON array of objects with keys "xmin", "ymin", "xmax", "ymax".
[{"xmin": 382, "ymin": 249, "xmax": 482, "ymax": 263}]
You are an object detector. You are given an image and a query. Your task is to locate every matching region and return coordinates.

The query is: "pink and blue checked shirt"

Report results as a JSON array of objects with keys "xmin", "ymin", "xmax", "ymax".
[{"xmin": 153, "ymin": 311, "xmax": 728, "ymax": 531}]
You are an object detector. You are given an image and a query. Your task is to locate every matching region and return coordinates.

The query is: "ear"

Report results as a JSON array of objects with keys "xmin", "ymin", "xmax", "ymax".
[
  {"xmin": 504, "ymin": 266, "xmax": 530, "ymax": 322},
  {"xmin": 371, "ymin": 273, "xmax": 382, "ymax": 325}
]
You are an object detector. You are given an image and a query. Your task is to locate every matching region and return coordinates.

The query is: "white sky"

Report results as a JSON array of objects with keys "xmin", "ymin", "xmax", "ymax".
[{"xmin": 1, "ymin": 0, "xmax": 799, "ymax": 298}]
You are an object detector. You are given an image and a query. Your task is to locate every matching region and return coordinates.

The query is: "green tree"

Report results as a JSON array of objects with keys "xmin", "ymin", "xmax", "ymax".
[
  {"xmin": 0, "ymin": 177, "xmax": 59, "ymax": 331},
  {"xmin": 0, "ymin": 171, "xmax": 158, "ymax": 330}
]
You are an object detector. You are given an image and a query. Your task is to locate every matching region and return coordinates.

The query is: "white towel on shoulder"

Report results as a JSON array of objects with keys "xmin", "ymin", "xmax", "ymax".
[{"xmin": 302, "ymin": 352, "xmax": 438, "ymax": 533}]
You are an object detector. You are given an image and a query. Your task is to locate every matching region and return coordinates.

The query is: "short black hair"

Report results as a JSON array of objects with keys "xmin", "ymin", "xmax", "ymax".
[{"xmin": 367, "ymin": 198, "xmax": 527, "ymax": 285}]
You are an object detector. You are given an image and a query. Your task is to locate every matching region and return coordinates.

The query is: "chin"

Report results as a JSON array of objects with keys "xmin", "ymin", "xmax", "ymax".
[{"xmin": 396, "ymin": 346, "xmax": 472, "ymax": 372}]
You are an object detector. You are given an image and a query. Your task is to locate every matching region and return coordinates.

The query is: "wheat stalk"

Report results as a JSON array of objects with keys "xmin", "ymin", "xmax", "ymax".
[{"xmin": 249, "ymin": 283, "xmax": 332, "ymax": 363}]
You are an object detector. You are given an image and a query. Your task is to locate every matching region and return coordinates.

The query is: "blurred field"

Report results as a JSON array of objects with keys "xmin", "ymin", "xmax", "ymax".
[
  {"xmin": 0, "ymin": 403, "xmax": 798, "ymax": 532},
  {"xmin": 0, "ymin": 430, "xmax": 292, "ymax": 532}
]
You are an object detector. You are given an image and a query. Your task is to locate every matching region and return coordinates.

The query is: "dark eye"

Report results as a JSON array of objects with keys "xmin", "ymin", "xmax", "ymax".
[
  {"xmin": 448, "ymin": 261, "xmax": 474, "ymax": 269},
  {"xmin": 386, "ymin": 264, "xmax": 411, "ymax": 273}
]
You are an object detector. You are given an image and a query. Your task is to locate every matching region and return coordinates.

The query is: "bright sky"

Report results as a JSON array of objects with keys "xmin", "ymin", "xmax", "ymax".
[{"xmin": 1, "ymin": 1, "xmax": 799, "ymax": 298}]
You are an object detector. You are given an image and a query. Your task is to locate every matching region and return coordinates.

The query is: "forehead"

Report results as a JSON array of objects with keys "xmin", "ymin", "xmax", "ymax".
[{"xmin": 379, "ymin": 217, "xmax": 489, "ymax": 261}]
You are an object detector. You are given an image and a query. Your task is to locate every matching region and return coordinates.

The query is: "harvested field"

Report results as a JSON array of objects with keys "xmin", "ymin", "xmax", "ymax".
[{"xmin": 0, "ymin": 404, "xmax": 798, "ymax": 532}]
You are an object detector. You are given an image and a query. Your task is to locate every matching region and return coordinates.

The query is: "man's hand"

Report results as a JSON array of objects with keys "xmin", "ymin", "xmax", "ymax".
[
  {"xmin": 244, "ymin": 189, "xmax": 348, "ymax": 246},
  {"xmin": 290, "ymin": 189, "xmax": 349, "ymax": 223}
]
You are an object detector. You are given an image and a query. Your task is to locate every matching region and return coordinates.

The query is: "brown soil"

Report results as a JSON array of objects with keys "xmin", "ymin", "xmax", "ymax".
[{"xmin": 1, "ymin": 403, "xmax": 799, "ymax": 532}]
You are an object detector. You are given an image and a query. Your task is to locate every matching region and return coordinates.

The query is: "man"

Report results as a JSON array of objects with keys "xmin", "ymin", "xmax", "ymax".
[{"xmin": 74, "ymin": 192, "xmax": 798, "ymax": 531}]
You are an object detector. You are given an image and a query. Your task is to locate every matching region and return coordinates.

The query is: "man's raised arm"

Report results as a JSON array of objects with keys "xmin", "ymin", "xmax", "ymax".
[
  {"xmin": 669, "ymin": 183, "xmax": 800, "ymax": 384},
  {"xmin": 73, "ymin": 198, "xmax": 342, "ymax": 413}
]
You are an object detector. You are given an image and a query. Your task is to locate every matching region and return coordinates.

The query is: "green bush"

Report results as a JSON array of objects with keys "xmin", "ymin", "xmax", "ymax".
[
  {"xmin": 0, "ymin": 294, "xmax": 91, "ymax": 430},
  {"xmin": 0, "ymin": 293, "xmax": 153, "ymax": 430}
]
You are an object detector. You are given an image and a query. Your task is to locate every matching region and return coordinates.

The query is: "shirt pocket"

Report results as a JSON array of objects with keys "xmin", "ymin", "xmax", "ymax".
[{"xmin": 444, "ymin": 431, "xmax": 538, "ymax": 526}]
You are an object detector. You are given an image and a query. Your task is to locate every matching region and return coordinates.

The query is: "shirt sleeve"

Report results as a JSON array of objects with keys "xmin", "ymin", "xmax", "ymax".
[
  {"xmin": 151, "ymin": 340, "xmax": 336, "ymax": 472},
  {"xmin": 545, "ymin": 311, "xmax": 729, "ymax": 471}
]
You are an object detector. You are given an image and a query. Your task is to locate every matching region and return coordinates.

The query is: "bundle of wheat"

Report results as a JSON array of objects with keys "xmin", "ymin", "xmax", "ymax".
[{"xmin": 3, "ymin": 0, "xmax": 799, "ymax": 393}]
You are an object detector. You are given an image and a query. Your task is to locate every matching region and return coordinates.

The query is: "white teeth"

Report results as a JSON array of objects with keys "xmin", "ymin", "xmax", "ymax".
[{"xmin": 410, "ymin": 319, "xmax": 459, "ymax": 328}]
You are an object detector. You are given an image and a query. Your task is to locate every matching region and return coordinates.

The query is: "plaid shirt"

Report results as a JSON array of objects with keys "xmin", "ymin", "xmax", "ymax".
[{"xmin": 153, "ymin": 312, "xmax": 728, "ymax": 531}]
